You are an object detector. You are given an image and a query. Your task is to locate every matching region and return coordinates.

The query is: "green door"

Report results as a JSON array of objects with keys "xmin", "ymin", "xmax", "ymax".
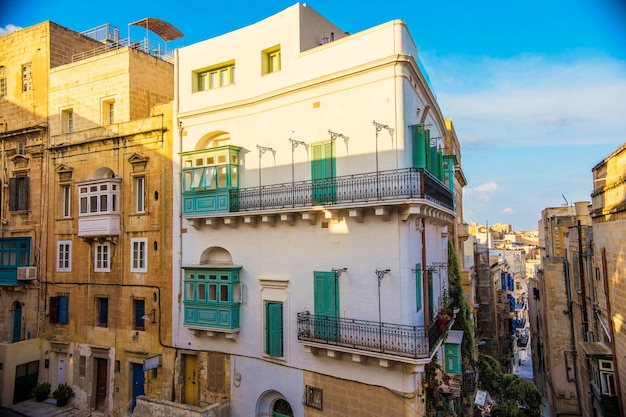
[
  {"xmin": 311, "ymin": 141, "xmax": 336, "ymax": 204},
  {"xmin": 314, "ymin": 271, "xmax": 339, "ymax": 341}
]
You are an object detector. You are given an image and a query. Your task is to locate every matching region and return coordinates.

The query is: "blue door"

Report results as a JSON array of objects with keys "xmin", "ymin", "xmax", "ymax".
[
  {"xmin": 131, "ymin": 363, "xmax": 144, "ymax": 411},
  {"xmin": 12, "ymin": 302, "xmax": 22, "ymax": 343}
]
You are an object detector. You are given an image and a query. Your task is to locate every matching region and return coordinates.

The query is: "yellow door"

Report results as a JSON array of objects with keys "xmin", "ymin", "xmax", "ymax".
[{"xmin": 183, "ymin": 355, "xmax": 198, "ymax": 406}]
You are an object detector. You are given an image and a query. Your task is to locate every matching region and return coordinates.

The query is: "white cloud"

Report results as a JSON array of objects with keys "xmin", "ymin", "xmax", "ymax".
[
  {"xmin": 0, "ymin": 24, "xmax": 22, "ymax": 36},
  {"xmin": 500, "ymin": 207, "xmax": 516, "ymax": 215},
  {"xmin": 469, "ymin": 182, "xmax": 497, "ymax": 193},
  {"xmin": 424, "ymin": 53, "xmax": 626, "ymax": 148}
]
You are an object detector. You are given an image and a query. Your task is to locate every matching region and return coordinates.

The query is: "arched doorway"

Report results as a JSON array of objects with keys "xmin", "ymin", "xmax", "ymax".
[
  {"xmin": 11, "ymin": 301, "xmax": 22, "ymax": 343},
  {"xmin": 272, "ymin": 398, "xmax": 293, "ymax": 417}
]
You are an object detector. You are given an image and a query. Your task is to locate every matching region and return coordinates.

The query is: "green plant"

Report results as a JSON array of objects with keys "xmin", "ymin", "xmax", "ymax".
[
  {"xmin": 52, "ymin": 383, "xmax": 74, "ymax": 406},
  {"xmin": 31, "ymin": 382, "xmax": 51, "ymax": 401}
]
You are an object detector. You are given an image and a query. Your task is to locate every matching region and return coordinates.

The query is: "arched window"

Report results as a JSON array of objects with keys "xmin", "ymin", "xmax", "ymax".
[{"xmin": 272, "ymin": 398, "xmax": 293, "ymax": 417}]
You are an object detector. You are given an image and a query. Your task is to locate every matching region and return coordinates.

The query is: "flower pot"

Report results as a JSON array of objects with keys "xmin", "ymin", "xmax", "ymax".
[{"xmin": 56, "ymin": 396, "xmax": 69, "ymax": 407}]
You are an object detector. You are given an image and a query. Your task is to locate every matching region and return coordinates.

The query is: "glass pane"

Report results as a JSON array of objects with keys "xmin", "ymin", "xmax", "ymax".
[
  {"xmin": 186, "ymin": 283, "xmax": 194, "ymax": 300},
  {"xmin": 197, "ymin": 274, "xmax": 206, "ymax": 280},
  {"xmin": 220, "ymin": 285, "xmax": 229, "ymax": 302},
  {"xmin": 209, "ymin": 71, "xmax": 217, "ymax": 89},
  {"xmin": 217, "ymin": 154, "xmax": 226, "ymax": 164},
  {"xmin": 204, "ymin": 167, "xmax": 215, "ymax": 188},
  {"xmin": 100, "ymin": 194, "xmax": 108, "ymax": 212},
  {"xmin": 191, "ymin": 168, "xmax": 203, "ymax": 188},
  {"xmin": 220, "ymin": 68, "xmax": 228, "ymax": 86},
  {"xmin": 195, "ymin": 158, "xmax": 204, "ymax": 167},
  {"xmin": 218, "ymin": 167, "xmax": 227, "ymax": 188},
  {"xmin": 90, "ymin": 196, "xmax": 98, "ymax": 212},
  {"xmin": 80, "ymin": 197, "xmax": 87, "ymax": 213},
  {"xmin": 209, "ymin": 275, "xmax": 217, "ymax": 280},
  {"xmin": 208, "ymin": 284, "xmax": 217, "ymax": 301},
  {"xmin": 231, "ymin": 167, "xmax": 238, "ymax": 187},
  {"xmin": 220, "ymin": 275, "xmax": 229, "ymax": 281},
  {"xmin": 207, "ymin": 156, "xmax": 215, "ymax": 165},
  {"xmin": 198, "ymin": 284, "xmax": 206, "ymax": 300},
  {"xmin": 183, "ymin": 172, "xmax": 192, "ymax": 191}
]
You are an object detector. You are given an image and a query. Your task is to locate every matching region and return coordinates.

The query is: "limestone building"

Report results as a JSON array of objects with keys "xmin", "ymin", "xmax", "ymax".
[{"xmin": 0, "ymin": 19, "xmax": 179, "ymax": 415}]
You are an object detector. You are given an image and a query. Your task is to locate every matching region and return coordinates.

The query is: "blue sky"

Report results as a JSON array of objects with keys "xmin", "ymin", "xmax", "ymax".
[{"xmin": 2, "ymin": 0, "xmax": 625, "ymax": 230}]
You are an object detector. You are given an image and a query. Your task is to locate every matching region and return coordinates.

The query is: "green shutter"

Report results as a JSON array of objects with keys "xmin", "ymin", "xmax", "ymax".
[
  {"xmin": 311, "ymin": 141, "xmax": 336, "ymax": 204},
  {"xmin": 266, "ymin": 302, "xmax": 283, "ymax": 357},
  {"xmin": 444, "ymin": 344, "xmax": 461, "ymax": 374},
  {"xmin": 427, "ymin": 270, "xmax": 435, "ymax": 320},
  {"xmin": 415, "ymin": 264, "xmax": 423, "ymax": 312},
  {"xmin": 411, "ymin": 125, "xmax": 427, "ymax": 169}
]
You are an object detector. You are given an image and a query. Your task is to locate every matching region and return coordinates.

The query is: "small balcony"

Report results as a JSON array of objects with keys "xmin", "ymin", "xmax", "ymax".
[{"xmin": 297, "ymin": 311, "xmax": 444, "ymax": 365}]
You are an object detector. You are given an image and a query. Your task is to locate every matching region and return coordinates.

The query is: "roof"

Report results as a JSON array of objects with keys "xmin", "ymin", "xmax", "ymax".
[
  {"xmin": 130, "ymin": 18, "xmax": 183, "ymax": 41},
  {"xmin": 446, "ymin": 330, "xmax": 464, "ymax": 345},
  {"xmin": 579, "ymin": 341, "xmax": 612, "ymax": 357}
]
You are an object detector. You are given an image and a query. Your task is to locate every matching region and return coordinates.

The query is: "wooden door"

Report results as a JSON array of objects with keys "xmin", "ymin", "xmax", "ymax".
[{"xmin": 183, "ymin": 355, "xmax": 198, "ymax": 406}]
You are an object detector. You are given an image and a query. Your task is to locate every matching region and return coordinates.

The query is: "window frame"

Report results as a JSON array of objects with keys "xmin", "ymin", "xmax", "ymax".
[
  {"xmin": 265, "ymin": 301, "xmax": 284, "ymax": 358},
  {"xmin": 96, "ymin": 297, "xmax": 109, "ymax": 327},
  {"xmin": 134, "ymin": 175, "xmax": 146, "ymax": 213},
  {"xmin": 195, "ymin": 61, "xmax": 235, "ymax": 92},
  {"xmin": 102, "ymin": 98, "xmax": 115, "ymax": 125},
  {"xmin": 57, "ymin": 240, "xmax": 72, "ymax": 272},
  {"xmin": 181, "ymin": 146, "xmax": 241, "ymax": 193},
  {"xmin": 78, "ymin": 179, "xmax": 120, "ymax": 215},
  {"xmin": 130, "ymin": 238, "xmax": 148, "ymax": 273},
  {"xmin": 94, "ymin": 242, "xmax": 111, "ymax": 272},
  {"xmin": 0, "ymin": 66, "xmax": 7, "ymax": 97},
  {"xmin": 415, "ymin": 263, "xmax": 423, "ymax": 312},
  {"xmin": 61, "ymin": 184, "xmax": 71, "ymax": 218},
  {"xmin": 61, "ymin": 108, "xmax": 74, "ymax": 133},
  {"xmin": 133, "ymin": 298, "xmax": 145, "ymax": 331},
  {"xmin": 9, "ymin": 176, "xmax": 29, "ymax": 212},
  {"xmin": 22, "ymin": 63, "xmax": 32, "ymax": 93},
  {"xmin": 262, "ymin": 45, "xmax": 281, "ymax": 75}
]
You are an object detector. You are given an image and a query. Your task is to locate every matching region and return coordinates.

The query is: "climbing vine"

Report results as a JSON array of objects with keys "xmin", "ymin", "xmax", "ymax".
[{"xmin": 447, "ymin": 242, "xmax": 475, "ymax": 364}]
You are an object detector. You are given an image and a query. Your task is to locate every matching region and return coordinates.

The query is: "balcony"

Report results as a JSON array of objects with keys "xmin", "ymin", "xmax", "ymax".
[
  {"xmin": 297, "ymin": 311, "xmax": 444, "ymax": 365},
  {"xmin": 185, "ymin": 168, "xmax": 454, "ymax": 226}
]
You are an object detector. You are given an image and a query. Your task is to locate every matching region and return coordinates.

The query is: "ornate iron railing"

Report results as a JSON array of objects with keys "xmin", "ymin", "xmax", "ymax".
[
  {"xmin": 230, "ymin": 168, "xmax": 453, "ymax": 212},
  {"xmin": 297, "ymin": 311, "xmax": 444, "ymax": 359}
]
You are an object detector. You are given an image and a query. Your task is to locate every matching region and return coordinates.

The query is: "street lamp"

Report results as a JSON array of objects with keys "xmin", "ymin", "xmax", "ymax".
[
  {"xmin": 372, "ymin": 121, "xmax": 394, "ymax": 198},
  {"xmin": 257, "ymin": 145, "xmax": 276, "ymax": 208},
  {"xmin": 288, "ymin": 137, "xmax": 308, "ymax": 205},
  {"xmin": 376, "ymin": 269, "xmax": 391, "ymax": 349}
]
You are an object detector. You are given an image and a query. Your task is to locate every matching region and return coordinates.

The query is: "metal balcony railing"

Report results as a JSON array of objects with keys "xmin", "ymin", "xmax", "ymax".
[
  {"xmin": 229, "ymin": 168, "xmax": 453, "ymax": 213},
  {"xmin": 297, "ymin": 311, "xmax": 444, "ymax": 359}
]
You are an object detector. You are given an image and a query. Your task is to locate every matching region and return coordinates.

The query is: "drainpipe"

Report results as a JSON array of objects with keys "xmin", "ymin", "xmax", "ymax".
[
  {"xmin": 422, "ymin": 217, "xmax": 428, "ymax": 327},
  {"xmin": 561, "ymin": 260, "xmax": 582, "ymax": 416}
]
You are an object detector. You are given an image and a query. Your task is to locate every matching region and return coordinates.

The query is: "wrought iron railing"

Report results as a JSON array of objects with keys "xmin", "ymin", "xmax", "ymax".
[
  {"xmin": 230, "ymin": 168, "xmax": 453, "ymax": 212},
  {"xmin": 297, "ymin": 311, "xmax": 444, "ymax": 359}
]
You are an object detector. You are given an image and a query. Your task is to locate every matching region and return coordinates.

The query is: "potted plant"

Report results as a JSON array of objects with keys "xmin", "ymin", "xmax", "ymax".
[
  {"xmin": 52, "ymin": 383, "xmax": 74, "ymax": 407},
  {"xmin": 31, "ymin": 382, "xmax": 51, "ymax": 402}
]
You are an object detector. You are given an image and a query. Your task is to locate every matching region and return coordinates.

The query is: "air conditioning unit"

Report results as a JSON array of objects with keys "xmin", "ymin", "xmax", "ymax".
[{"xmin": 17, "ymin": 266, "xmax": 37, "ymax": 281}]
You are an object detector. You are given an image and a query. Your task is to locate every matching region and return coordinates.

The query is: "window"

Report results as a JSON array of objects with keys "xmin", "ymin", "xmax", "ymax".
[
  {"xmin": 79, "ymin": 355, "xmax": 86, "ymax": 377},
  {"xmin": 22, "ymin": 63, "xmax": 32, "ymax": 92},
  {"xmin": 207, "ymin": 353, "xmax": 225, "ymax": 391},
  {"xmin": 196, "ymin": 61, "xmax": 235, "ymax": 91},
  {"xmin": 102, "ymin": 99, "xmax": 115, "ymax": 125},
  {"xmin": 592, "ymin": 358, "xmax": 617, "ymax": 396},
  {"xmin": 130, "ymin": 238, "xmax": 147, "ymax": 272},
  {"xmin": 415, "ymin": 263, "xmax": 423, "ymax": 312},
  {"xmin": 57, "ymin": 241, "xmax": 72, "ymax": 272},
  {"xmin": 265, "ymin": 301, "xmax": 283, "ymax": 357},
  {"xmin": 97, "ymin": 297, "xmax": 108, "ymax": 327},
  {"xmin": 262, "ymin": 45, "xmax": 281, "ymax": 75},
  {"xmin": 0, "ymin": 238, "xmax": 31, "ymax": 286},
  {"xmin": 444, "ymin": 343, "xmax": 462, "ymax": 374},
  {"xmin": 0, "ymin": 66, "xmax": 6, "ymax": 97},
  {"xmin": 183, "ymin": 267, "xmax": 242, "ymax": 330},
  {"xmin": 49, "ymin": 294, "xmax": 69, "ymax": 324},
  {"xmin": 95, "ymin": 242, "xmax": 110, "ymax": 272},
  {"xmin": 135, "ymin": 176, "xmax": 146, "ymax": 213},
  {"xmin": 78, "ymin": 180, "xmax": 119, "ymax": 215},
  {"xmin": 304, "ymin": 386, "xmax": 323, "ymax": 410},
  {"xmin": 61, "ymin": 184, "xmax": 71, "ymax": 218},
  {"xmin": 62, "ymin": 109, "xmax": 73, "ymax": 133},
  {"xmin": 134, "ymin": 299, "xmax": 145, "ymax": 330},
  {"xmin": 9, "ymin": 177, "xmax": 29, "ymax": 211}
]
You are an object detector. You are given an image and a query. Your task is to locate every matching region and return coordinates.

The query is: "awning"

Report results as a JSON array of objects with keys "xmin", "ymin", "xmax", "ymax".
[
  {"xmin": 130, "ymin": 18, "xmax": 183, "ymax": 41},
  {"xmin": 579, "ymin": 341, "xmax": 612, "ymax": 357}
]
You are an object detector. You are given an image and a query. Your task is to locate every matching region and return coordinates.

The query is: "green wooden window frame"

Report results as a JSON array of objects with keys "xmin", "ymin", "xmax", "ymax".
[
  {"xmin": 197, "ymin": 63, "xmax": 235, "ymax": 91},
  {"xmin": 415, "ymin": 263, "xmax": 423, "ymax": 312},
  {"xmin": 265, "ymin": 301, "xmax": 283, "ymax": 357},
  {"xmin": 184, "ymin": 269, "xmax": 242, "ymax": 305},
  {"xmin": 444, "ymin": 343, "xmax": 462, "ymax": 374},
  {"xmin": 182, "ymin": 146, "xmax": 241, "ymax": 192}
]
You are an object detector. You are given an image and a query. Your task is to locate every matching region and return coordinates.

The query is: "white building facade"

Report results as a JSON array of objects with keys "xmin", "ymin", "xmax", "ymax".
[{"xmin": 171, "ymin": 4, "xmax": 457, "ymax": 416}]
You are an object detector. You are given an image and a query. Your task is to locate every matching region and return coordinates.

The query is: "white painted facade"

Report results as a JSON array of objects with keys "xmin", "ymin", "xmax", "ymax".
[{"xmin": 173, "ymin": 4, "xmax": 456, "ymax": 416}]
